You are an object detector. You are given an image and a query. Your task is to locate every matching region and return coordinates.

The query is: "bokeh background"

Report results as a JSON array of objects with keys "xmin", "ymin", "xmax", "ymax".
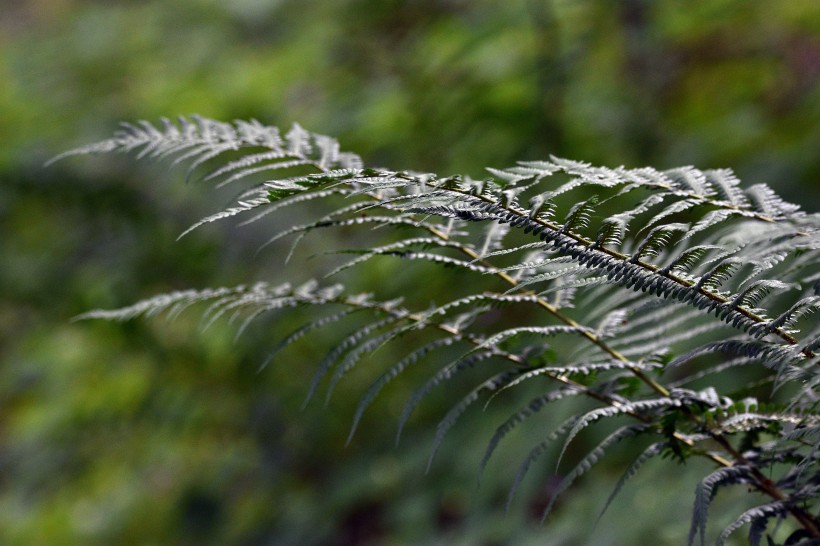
[{"xmin": 2, "ymin": 1, "xmax": 818, "ymax": 544}]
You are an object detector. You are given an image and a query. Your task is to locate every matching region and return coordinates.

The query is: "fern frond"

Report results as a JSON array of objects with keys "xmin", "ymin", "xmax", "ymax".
[
  {"xmin": 303, "ymin": 314, "xmax": 405, "ymax": 408},
  {"xmin": 745, "ymin": 184, "xmax": 803, "ymax": 219},
  {"xmin": 426, "ymin": 369, "xmax": 522, "ymax": 471},
  {"xmin": 510, "ymin": 263, "xmax": 589, "ymax": 289},
  {"xmin": 396, "ymin": 351, "xmax": 497, "ymax": 445},
  {"xmin": 258, "ymin": 307, "xmax": 362, "ymax": 372},
  {"xmin": 178, "ymin": 191, "xmax": 271, "ymax": 239},
  {"xmin": 717, "ymin": 500, "xmax": 792, "ymax": 546},
  {"xmin": 688, "ymin": 465, "xmax": 754, "ymax": 546},
  {"xmin": 641, "ymin": 198, "xmax": 701, "ymax": 234},
  {"xmin": 479, "ymin": 387, "xmax": 583, "ymax": 481},
  {"xmin": 75, "ymin": 281, "xmax": 344, "ymax": 324},
  {"xmin": 325, "ymin": 327, "xmax": 409, "ymax": 404},
  {"xmin": 61, "ymin": 118, "xmax": 820, "ymax": 541},
  {"xmin": 559, "ymin": 196, "xmax": 598, "ymax": 234},
  {"xmin": 74, "ymin": 286, "xmax": 244, "ymax": 322},
  {"xmin": 618, "ymin": 321, "xmax": 719, "ymax": 360},
  {"xmin": 493, "ymin": 359, "xmax": 654, "ymax": 395},
  {"xmin": 347, "ymin": 337, "xmax": 461, "ymax": 444},
  {"xmin": 556, "ymin": 397, "xmax": 680, "ymax": 471},
  {"xmin": 478, "ymin": 221, "xmax": 512, "ymax": 258},
  {"xmin": 595, "ymin": 440, "xmax": 667, "ymax": 526},
  {"xmin": 473, "ymin": 325, "xmax": 594, "ymax": 354},
  {"xmin": 717, "ymin": 411, "xmax": 819, "ymax": 434},
  {"xmin": 670, "ymin": 339, "xmax": 805, "ymax": 376},
  {"xmin": 668, "ymin": 357, "xmax": 757, "ymax": 388},
  {"xmin": 705, "ymin": 169, "xmax": 749, "ymax": 207},
  {"xmin": 666, "ymin": 166, "xmax": 714, "ymax": 197},
  {"xmin": 417, "ymin": 292, "xmax": 539, "ymax": 324},
  {"xmin": 325, "ymin": 237, "xmax": 469, "ymax": 278},
  {"xmin": 506, "ymin": 413, "xmax": 585, "ymax": 512},
  {"xmin": 541, "ymin": 424, "xmax": 648, "ymax": 522},
  {"xmin": 630, "ymin": 223, "xmax": 690, "ymax": 263}
]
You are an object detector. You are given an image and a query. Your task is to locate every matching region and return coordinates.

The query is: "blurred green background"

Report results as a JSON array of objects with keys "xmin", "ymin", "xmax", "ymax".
[{"xmin": 2, "ymin": 1, "xmax": 818, "ymax": 544}]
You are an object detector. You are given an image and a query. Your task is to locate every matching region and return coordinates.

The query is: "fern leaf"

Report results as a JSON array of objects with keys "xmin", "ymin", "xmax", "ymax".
[
  {"xmin": 417, "ymin": 293, "xmax": 538, "ymax": 325},
  {"xmin": 491, "ymin": 254, "xmax": 573, "ymax": 274},
  {"xmin": 479, "ymin": 387, "xmax": 583, "ymax": 481},
  {"xmin": 238, "ymin": 187, "xmax": 352, "ymax": 227},
  {"xmin": 259, "ymin": 308, "xmax": 361, "ymax": 372},
  {"xmin": 347, "ymin": 337, "xmax": 460, "ymax": 444},
  {"xmin": 556, "ymin": 398, "xmax": 679, "ymax": 471},
  {"xmin": 478, "ymin": 222, "xmax": 512, "ymax": 258},
  {"xmin": 670, "ymin": 339, "xmax": 803, "ymax": 374},
  {"xmin": 325, "ymin": 237, "xmax": 467, "ymax": 278},
  {"xmin": 688, "ymin": 465, "xmax": 753, "ymax": 546},
  {"xmin": 668, "ymin": 357, "xmax": 757, "ymax": 388},
  {"xmin": 765, "ymin": 296, "xmax": 820, "ymax": 334},
  {"xmin": 704, "ymin": 169, "xmax": 749, "ymax": 207},
  {"xmin": 618, "ymin": 321, "xmax": 719, "ymax": 359},
  {"xmin": 74, "ymin": 285, "xmax": 240, "ymax": 322},
  {"xmin": 474, "ymin": 325, "xmax": 593, "ymax": 353},
  {"xmin": 510, "ymin": 264, "xmax": 588, "ymax": 289},
  {"xmin": 60, "ymin": 119, "xmax": 820, "ymax": 539},
  {"xmin": 641, "ymin": 198, "xmax": 701, "ymax": 234},
  {"xmin": 595, "ymin": 309, "xmax": 630, "ymax": 339},
  {"xmin": 659, "ymin": 244, "xmax": 725, "ymax": 275},
  {"xmin": 396, "ymin": 351, "xmax": 496, "ymax": 445},
  {"xmin": 427, "ymin": 369, "xmax": 521, "ymax": 471},
  {"xmin": 665, "ymin": 166, "xmax": 714, "ymax": 197},
  {"xmin": 728, "ymin": 279, "xmax": 793, "ymax": 311},
  {"xmin": 215, "ymin": 158, "xmax": 317, "ymax": 189},
  {"xmin": 630, "ymin": 223, "xmax": 690, "ymax": 263},
  {"xmin": 559, "ymin": 196, "xmax": 598, "ymax": 234},
  {"xmin": 540, "ymin": 424, "xmax": 647, "ymax": 522},
  {"xmin": 593, "ymin": 217, "xmax": 627, "ymax": 248},
  {"xmin": 745, "ymin": 184, "xmax": 802, "ymax": 219},
  {"xmin": 684, "ymin": 209, "xmax": 741, "ymax": 239},
  {"xmin": 325, "ymin": 327, "xmax": 409, "ymax": 405},
  {"xmin": 596, "ymin": 441, "xmax": 666, "ymax": 526},
  {"xmin": 202, "ymin": 148, "xmax": 292, "ymax": 182},
  {"xmin": 303, "ymin": 315, "xmax": 403, "ymax": 408},
  {"xmin": 178, "ymin": 192, "xmax": 271, "ymax": 239},
  {"xmin": 506, "ymin": 413, "xmax": 585, "ymax": 512},
  {"xmin": 492, "ymin": 359, "xmax": 648, "ymax": 395},
  {"xmin": 717, "ymin": 500, "xmax": 791, "ymax": 546}
]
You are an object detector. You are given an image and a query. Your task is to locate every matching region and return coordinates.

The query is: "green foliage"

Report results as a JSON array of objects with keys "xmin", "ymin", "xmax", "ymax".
[{"xmin": 58, "ymin": 116, "xmax": 820, "ymax": 544}]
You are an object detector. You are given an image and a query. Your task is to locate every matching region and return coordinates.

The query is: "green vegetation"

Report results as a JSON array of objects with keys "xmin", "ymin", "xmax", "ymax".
[{"xmin": 3, "ymin": 1, "xmax": 819, "ymax": 544}]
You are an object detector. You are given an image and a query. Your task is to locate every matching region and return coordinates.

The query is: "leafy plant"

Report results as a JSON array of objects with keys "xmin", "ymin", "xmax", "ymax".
[{"xmin": 53, "ymin": 116, "xmax": 819, "ymax": 544}]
